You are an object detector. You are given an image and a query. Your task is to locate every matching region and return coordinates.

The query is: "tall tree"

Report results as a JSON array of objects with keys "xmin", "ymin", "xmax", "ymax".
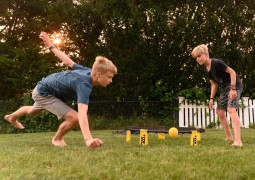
[
  {"xmin": 0, "ymin": 0, "xmax": 74, "ymax": 98},
  {"xmin": 1, "ymin": 0, "xmax": 255, "ymax": 101}
]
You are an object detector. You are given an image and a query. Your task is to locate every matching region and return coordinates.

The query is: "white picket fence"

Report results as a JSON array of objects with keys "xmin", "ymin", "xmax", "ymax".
[{"xmin": 178, "ymin": 97, "xmax": 255, "ymax": 129}]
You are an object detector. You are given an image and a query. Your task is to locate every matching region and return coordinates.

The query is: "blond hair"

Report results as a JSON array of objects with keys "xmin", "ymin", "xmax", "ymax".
[
  {"xmin": 191, "ymin": 44, "xmax": 209, "ymax": 58},
  {"xmin": 91, "ymin": 56, "xmax": 117, "ymax": 76}
]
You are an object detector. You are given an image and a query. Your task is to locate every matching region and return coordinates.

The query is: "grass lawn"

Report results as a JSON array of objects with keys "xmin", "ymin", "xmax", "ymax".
[{"xmin": 0, "ymin": 128, "xmax": 255, "ymax": 179}]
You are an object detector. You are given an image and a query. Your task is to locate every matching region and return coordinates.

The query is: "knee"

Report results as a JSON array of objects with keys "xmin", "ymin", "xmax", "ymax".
[
  {"xmin": 27, "ymin": 107, "xmax": 42, "ymax": 115},
  {"xmin": 69, "ymin": 114, "xmax": 78, "ymax": 121},
  {"xmin": 64, "ymin": 113, "xmax": 79, "ymax": 125},
  {"xmin": 216, "ymin": 109, "xmax": 225, "ymax": 118},
  {"xmin": 227, "ymin": 108, "xmax": 237, "ymax": 115},
  {"xmin": 70, "ymin": 117, "xmax": 79, "ymax": 126},
  {"xmin": 65, "ymin": 119, "xmax": 78, "ymax": 128}
]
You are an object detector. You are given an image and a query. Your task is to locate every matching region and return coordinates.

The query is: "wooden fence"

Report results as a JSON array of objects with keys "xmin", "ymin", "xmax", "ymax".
[{"xmin": 178, "ymin": 97, "xmax": 255, "ymax": 129}]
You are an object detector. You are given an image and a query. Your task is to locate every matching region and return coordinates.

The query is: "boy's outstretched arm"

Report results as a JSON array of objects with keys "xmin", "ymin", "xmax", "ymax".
[
  {"xmin": 39, "ymin": 31, "xmax": 75, "ymax": 68},
  {"xmin": 78, "ymin": 103, "xmax": 104, "ymax": 148}
]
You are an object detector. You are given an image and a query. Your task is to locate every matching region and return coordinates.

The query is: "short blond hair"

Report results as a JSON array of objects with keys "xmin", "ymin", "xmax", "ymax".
[
  {"xmin": 91, "ymin": 56, "xmax": 117, "ymax": 76},
  {"xmin": 191, "ymin": 44, "xmax": 209, "ymax": 58}
]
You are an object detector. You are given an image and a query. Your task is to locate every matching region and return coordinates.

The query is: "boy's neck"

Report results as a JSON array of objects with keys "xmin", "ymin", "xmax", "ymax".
[
  {"xmin": 204, "ymin": 58, "xmax": 211, "ymax": 70},
  {"xmin": 91, "ymin": 76, "xmax": 97, "ymax": 86}
]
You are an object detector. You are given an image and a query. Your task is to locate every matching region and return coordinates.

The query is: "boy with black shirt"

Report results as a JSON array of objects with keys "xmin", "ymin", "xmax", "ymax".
[{"xmin": 191, "ymin": 44, "xmax": 243, "ymax": 147}]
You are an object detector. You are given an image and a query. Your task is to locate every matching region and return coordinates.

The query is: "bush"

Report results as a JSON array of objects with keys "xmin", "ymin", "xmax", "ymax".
[{"xmin": 178, "ymin": 87, "xmax": 209, "ymax": 105}]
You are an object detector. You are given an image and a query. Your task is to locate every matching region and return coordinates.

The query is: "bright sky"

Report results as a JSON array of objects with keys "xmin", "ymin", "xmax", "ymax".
[{"xmin": 53, "ymin": 38, "xmax": 61, "ymax": 45}]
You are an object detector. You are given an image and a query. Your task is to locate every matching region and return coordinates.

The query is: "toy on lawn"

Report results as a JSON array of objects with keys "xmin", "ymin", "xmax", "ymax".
[
  {"xmin": 124, "ymin": 126, "xmax": 205, "ymax": 145},
  {"xmin": 169, "ymin": 127, "xmax": 178, "ymax": 138},
  {"xmin": 190, "ymin": 130, "xmax": 201, "ymax": 146},
  {"xmin": 139, "ymin": 129, "xmax": 148, "ymax": 145}
]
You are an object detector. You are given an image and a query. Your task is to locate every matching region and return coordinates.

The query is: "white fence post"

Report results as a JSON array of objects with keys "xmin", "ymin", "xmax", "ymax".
[
  {"xmin": 242, "ymin": 97, "xmax": 249, "ymax": 128},
  {"xmin": 178, "ymin": 97, "xmax": 252, "ymax": 129},
  {"xmin": 178, "ymin": 97, "xmax": 185, "ymax": 127}
]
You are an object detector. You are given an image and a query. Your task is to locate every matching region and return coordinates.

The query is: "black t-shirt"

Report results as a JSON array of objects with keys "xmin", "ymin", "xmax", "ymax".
[{"xmin": 205, "ymin": 58, "xmax": 242, "ymax": 90}]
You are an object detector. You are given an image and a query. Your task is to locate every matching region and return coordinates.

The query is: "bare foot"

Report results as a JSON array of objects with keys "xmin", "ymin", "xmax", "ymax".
[
  {"xmin": 4, "ymin": 115, "xmax": 25, "ymax": 129},
  {"xmin": 231, "ymin": 143, "xmax": 243, "ymax": 147},
  {"xmin": 52, "ymin": 137, "xmax": 67, "ymax": 147}
]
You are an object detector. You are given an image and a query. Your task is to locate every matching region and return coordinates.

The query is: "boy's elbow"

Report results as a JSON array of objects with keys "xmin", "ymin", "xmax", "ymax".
[{"xmin": 65, "ymin": 61, "xmax": 74, "ymax": 68}]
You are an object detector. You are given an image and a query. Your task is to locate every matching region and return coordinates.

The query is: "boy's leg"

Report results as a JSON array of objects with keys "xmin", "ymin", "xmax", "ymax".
[
  {"xmin": 52, "ymin": 109, "xmax": 79, "ymax": 147},
  {"xmin": 216, "ymin": 90, "xmax": 233, "ymax": 141},
  {"xmin": 216, "ymin": 109, "xmax": 233, "ymax": 141},
  {"xmin": 38, "ymin": 94, "xmax": 78, "ymax": 146},
  {"xmin": 227, "ymin": 108, "xmax": 242, "ymax": 146},
  {"xmin": 4, "ymin": 106, "xmax": 43, "ymax": 129},
  {"xmin": 227, "ymin": 89, "xmax": 243, "ymax": 146},
  {"xmin": 32, "ymin": 86, "xmax": 79, "ymax": 146}
]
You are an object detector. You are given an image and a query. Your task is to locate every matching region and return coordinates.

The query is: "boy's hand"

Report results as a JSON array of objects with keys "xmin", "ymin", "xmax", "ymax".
[
  {"xmin": 209, "ymin": 99, "xmax": 214, "ymax": 111},
  {"xmin": 230, "ymin": 90, "xmax": 237, "ymax": 100},
  {"xmin": 85, "ymin": 138, "xmax": 104, "ymax": 148},
  {"xmin": 39, "ymin": 31, "xmax": 54, "ymax": 48}
]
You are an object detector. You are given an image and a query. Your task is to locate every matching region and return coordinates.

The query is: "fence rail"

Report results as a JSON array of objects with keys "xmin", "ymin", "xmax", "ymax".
[
  {"xmin": 178, "ymin": 97, "xmax": 255, "ymax": 129},
  {"xmin": 2, "ymin": 97, "xmax": 254, "ymax": 129},
  {"xmin": 0, "ymin": 100, "xmax": 177, "ymax": 120}
]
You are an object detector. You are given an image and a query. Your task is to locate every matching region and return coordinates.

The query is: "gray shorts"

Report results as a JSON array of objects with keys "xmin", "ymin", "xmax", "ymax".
[
  {"xmin": 32, "ymin": 86, "xmax": 71, "ymax": 119},
  {"xmin": 217, "ymin": 89, "xmax": 242, "ymax": 110}
]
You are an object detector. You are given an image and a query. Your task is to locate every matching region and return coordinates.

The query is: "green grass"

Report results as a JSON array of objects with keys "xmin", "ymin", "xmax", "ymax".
[{"xmin": 0, "ymin": 129, "xmax": 255, "ymax": 179}]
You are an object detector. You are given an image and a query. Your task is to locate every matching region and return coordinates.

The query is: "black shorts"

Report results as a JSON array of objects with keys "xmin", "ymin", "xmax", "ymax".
[{"xmin": 217, "ymin": 89, "xmax": 242, "ymax": 110}]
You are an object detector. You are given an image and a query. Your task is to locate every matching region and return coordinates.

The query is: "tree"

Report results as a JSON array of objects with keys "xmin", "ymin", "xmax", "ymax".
[
  {"xmin": 1, "ymin": 0, "xmax": 255, "ymax": 102},
  {"xmin": 0, "ymin": 0, "xmax": 74, "ymax": 98}
]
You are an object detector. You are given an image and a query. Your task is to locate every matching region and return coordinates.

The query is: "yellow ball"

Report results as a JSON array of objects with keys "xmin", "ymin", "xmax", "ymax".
[{"xmin": 169, "ymin": 127, "xmax": 178, "ymax": 138}]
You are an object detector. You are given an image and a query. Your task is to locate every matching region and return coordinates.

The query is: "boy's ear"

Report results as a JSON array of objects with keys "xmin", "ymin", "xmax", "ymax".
[{"xmin": 94, "ymin": 71, "xmax": 101, "ymax": 78}]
